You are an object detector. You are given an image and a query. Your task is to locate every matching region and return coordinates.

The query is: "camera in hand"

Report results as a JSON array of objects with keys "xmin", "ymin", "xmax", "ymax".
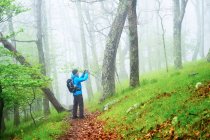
[{"xmin": 83, "ymin": 70, "xmax": 88, "ymax": 74}]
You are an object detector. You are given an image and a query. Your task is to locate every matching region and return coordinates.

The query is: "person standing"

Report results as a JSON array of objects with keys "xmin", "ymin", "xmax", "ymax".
[{"xmin": 71, "ymin": 69, "xmax": 89, "ymax": 119}]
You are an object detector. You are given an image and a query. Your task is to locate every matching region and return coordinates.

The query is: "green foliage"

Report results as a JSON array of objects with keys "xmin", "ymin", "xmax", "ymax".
[
  {"xmin": 0, "ymin": 46, "xmax": 50, "ymax": 109},
  {"xmin": 0, "ymin": 0, "xmax": 25, "ymax": 23},
  {"xmin": 2, "ymin": 110, "xmax": 69, "ymax": 140},
  {"xmin": 87, "ymin": 60, "xmax": 210, "ymax": 139}
]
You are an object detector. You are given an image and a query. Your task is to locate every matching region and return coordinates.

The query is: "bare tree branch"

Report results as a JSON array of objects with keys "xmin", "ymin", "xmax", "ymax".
[
  {"xmin": 179, "ymin": 0, "xmax": 189, "ymax": 23},
  {"xmin": 70, "ymin": 0, "xmax": 105, "ymax": 4},
  {"xmin": 12, "ymin": 40, "xmax": 37, "ymax": 43}
]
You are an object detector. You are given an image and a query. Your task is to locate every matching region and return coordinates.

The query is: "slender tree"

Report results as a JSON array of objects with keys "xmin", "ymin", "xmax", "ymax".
[
  {"xmin": 173, "ymin": 0, "xmax": 188, "ymax": 69},
  {"xmin": 156, "ymin": 0, "xmax": 168, "ymax": 72},
  {"xmin": 14, "ymin": 103, "xmax": 20, "ymax": 126},
  {"xmin": 128, "ymin": 0, "xmax": 139, "ymax": 87},
  {"xmin": 76, "ymin": 0, "xmax": 93, "ymax": 100},
  {"xmin": 207, "ymin": 49, "xmax": 210, "ymax": 62},
  {"xmin": 36, "ymin": 0, "xmax": 50, "ymax": 115},
  {"xmin": 192, "ymin": 0, "xmax": 205, "ymax": 61},
  {"xmin": 118, "ymin": 42, "xmax": 129, "ymax": 80},
  {"xmin": 200, "ymin": 0, "xmax": 205, "ymax": 58},
  {"xmin": 84, "ymin": 4, "xmax": 102, "ymax": 92},
  {"xmin": 101, "ymin": 0, "xmax": 130, "ymax": 99}
]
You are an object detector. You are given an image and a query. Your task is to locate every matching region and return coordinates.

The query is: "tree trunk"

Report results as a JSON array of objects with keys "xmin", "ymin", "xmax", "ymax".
[
  {"xmin": 0, "ymin": 84, "xmax": 5, "ymax": 133},
  {"xmin": 118, "ymin": 44, "xmax": 128, "ymax": 80},
  {"xmin": 3, "ymin": 109, "xmax": 9, "ymax": 121},
  {"xmin": 36, "ymin": 0, "xmax": 50, "ymax": 115},
  {"xmin": 84, "ymin": 4, "xmax": 102, "ymax": 92},
  {"xmin": 43, "ymin": 96, "xmax": 50, "ymax": 115},
  {"xmin": 173, "ymin": 0, "xmax": 182, "ymax": 69},
  {"xmin": 156, "ymin": 0, "xmax": 168, "ymax": 72},
  {"xmin": 207, "ymin": 49, "xmax": 210, "ymax": 62},
  {"xmin": 53, "ymin": 66, "xmax": 60, "ymax": 101},
  {"xmin": 173, "ymin": 0, "xmax": 188, "ymax": 69},
  {"xmin": 0, "ymin": 35, "xmax": 65, "ymax": 112},
  {"xmin": 192, "ymin": 0, "xmax": 201, "ymax": 61},
  {"xmin": 14, "ymin": 103, "xmax": 20, "ymax": 126},
  {"xmin": 101, "ymin": 0, "xmax": 129, "ymax": 99},
  {"xmin": 8, "ymin": 17, "xmax": 16, "ymax": 47},
  {"xmin": 35, "ymin": 98, "xmax": 42, "ymax": 112},
  {"xmin": 200, "ymin": 0, "xmax": 204, "ymax": 58},
  {"xmin": 155, "ymin": 13, "xmax": 161, "ymax": 70},
  {"xmin": 23, "ymin": 108, "xmax": 28, "ymax": 121},
  {"xmin": 128, "ymin": 0, "xmax": 139, "ymax": 87},
  {"xmin": 76, "ymin": 1, "xmax": 93, "ymax": 100}
]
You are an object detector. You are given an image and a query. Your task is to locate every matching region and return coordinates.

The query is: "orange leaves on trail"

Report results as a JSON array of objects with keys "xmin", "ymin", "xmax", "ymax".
[
  {"xmin": 58, "ymin": 112, "xmax": 122, "ymax": 140},
  {"xmin": 141, "ymin": 120, "xmax": 172, "ymax": 140}
]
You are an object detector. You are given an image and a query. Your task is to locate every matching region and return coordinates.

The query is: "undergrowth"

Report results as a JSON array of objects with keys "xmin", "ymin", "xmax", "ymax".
[
  {"xmin": 87, "ymin": 60, "xmax": 210, "ymax": 139},
  {"xmin": 2, "ymin": 110, "xmax": 69, "ymax": 140}
]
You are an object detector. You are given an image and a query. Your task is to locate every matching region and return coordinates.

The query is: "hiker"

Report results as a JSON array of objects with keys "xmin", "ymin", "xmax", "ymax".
[{"xmin": 71, "ymin": 69, "xmax": 89, "ymax": 119}]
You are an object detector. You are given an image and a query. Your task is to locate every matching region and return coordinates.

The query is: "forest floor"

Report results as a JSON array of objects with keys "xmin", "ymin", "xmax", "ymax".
[
  {"xmin": 85, "ymin": 60, "xmax": 210, "ymax": 139},
  {"xmin": 3, "ymin": 61, "xmax": 209, "ymax": 140},
  {"xmin": 58, "ymin": 61, "xmax": 210, "ymax": 140},
  {"xmin": 58, "ymin": 111, "xmax": 121, "ymax": 140}
]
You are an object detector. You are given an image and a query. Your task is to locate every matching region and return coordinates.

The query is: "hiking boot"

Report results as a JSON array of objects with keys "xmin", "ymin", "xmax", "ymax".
[
  {"xmin": 72, "ymin": 116, "xmax": 78, "ymax": 119},
  {"xmin": 79, "ymin": 116, "xmax": 85, "ymax": 119}
]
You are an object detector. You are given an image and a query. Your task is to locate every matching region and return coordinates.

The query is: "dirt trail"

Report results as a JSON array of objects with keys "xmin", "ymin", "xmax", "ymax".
[{"xmin": 58, "ymin": 111, "xmax": 121, "ymax": 140}]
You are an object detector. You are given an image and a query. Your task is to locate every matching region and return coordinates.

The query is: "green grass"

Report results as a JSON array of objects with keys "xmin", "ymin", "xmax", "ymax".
[
  {"xmin": 2, "ymin": 110, "xmax": 69, "ymax": 140},
  {"xmin": 87, "ymin": 60, "xmax": 210, "ymax": 139}
]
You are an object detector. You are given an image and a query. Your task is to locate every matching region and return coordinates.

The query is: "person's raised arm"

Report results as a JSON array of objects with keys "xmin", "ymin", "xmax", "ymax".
[{"xmin": 77, "ymin": 72, "xmax": 88, "ymax": 82}]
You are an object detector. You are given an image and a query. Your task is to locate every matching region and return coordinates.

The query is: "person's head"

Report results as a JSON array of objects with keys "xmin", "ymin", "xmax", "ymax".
[{"xmin": 72, "ymin": 69, "xmax": 79, "ymax": 76}]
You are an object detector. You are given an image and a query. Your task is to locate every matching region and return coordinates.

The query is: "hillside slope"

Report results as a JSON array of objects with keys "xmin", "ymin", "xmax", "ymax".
[{"xmin": 87, "ymin": 61, "xmax": 210, "ymax": 139}]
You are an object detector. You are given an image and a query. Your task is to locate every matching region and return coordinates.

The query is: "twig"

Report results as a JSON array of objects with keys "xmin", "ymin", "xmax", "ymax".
[{"xmin": 12, "ymin": 40, "xmax": 37, "ymax": 43}]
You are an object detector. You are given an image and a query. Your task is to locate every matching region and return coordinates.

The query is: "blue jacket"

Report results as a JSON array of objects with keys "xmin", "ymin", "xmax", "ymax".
[{"xmin": 71, "ymin": 72, "xmax": 89, "ymax": 96}]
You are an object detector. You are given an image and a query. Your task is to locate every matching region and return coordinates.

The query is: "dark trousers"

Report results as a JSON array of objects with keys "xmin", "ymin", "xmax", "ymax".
[{"xmin": 73, "ymin": 94, "xmax": 84, "ymax": 117}]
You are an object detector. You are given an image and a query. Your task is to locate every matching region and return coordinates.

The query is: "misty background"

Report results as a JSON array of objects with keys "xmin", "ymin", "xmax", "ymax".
[{"xmin": 1, "ymin": 0, "xmax": 210, "ymax": 107}]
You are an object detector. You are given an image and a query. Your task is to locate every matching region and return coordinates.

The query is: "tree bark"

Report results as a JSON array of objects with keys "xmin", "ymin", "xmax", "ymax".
[
  {"xmin": 173, "ymin": 0, "xmax": 188, "ymax": 69},
  {"xmin": 128, "ymin": 0, "xmax": 139, "ymax": 87},
  {"xmin": 0, "ymin": 34, "xmax": 65, "ymax": 112},
  {"xmin": 101, "ymin": 0, "xmax": 129, "ymax": 99},
  {"xmin": 36, "ymin": 0, "xmax": 50, "ymax": 115},
  {"xmin": 76, "ymin": 1, "xmax": 93, "ymax": 100}
]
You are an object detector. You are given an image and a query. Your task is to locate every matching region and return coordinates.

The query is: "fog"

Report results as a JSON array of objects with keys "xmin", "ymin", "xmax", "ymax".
[{"xmin": 1, "ymin": 0, "xmax": 210, "ymax": 107}]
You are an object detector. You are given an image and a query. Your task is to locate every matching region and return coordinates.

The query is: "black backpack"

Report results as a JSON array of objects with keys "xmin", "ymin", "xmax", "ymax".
[{"xmin": 67, "ymin": 79, "xmax": 76, "ymax": 93}]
